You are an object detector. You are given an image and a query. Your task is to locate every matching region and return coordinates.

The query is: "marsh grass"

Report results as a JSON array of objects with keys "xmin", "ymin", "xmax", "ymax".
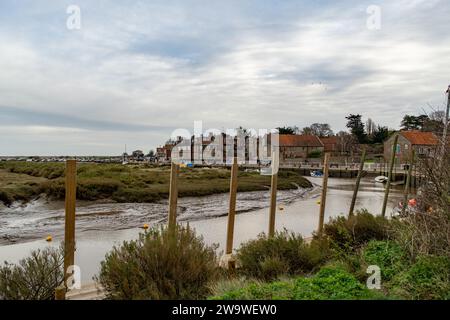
[{"xmin": 0, "ymin": 162, "xmax": 312, "ymax": 205}]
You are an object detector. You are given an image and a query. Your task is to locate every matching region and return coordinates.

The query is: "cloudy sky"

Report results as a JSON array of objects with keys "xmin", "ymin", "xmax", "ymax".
[{"xmin": 0, "ymin": 0, "xmax": 449, "ymax": 156}]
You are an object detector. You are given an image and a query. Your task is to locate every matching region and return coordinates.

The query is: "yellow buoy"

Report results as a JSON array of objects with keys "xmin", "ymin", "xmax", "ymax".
[
  {"xmin": 278, "ymin": 206, "xmax": 284, "ymax": 211},
  {"xmin": 316, "ymin": 200, "xmax": 321, "ymax": 205},
  {"xmin": 142, "ymin": 224, "xmax": 149, "ymax": 230},
  {"xmin": 46, "ymin": 235, "xmax": 52, "ymax": 242}
]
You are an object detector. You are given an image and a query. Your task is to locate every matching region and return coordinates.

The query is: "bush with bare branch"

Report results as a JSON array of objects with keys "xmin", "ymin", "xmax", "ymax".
[{"xmin": 395, "ymin": 130, "xmax": 450, "ymax": 258}]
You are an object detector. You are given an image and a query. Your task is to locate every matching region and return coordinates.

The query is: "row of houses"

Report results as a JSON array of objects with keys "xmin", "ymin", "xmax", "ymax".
[
  {"xmin": 155, "ymin": 134, "xmax": 341, "ymax": 164},
  {"xmin": 154, "ymin": 130, "xmax": 440, "ymax": 165}
]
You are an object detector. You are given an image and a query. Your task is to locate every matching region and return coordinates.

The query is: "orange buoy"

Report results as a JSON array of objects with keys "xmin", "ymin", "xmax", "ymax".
[
  {"xmin": 46, "ymin": 235, "xmax": 52, "ymax": 242},
  {"xmin": 142, "ymin": 224, "xmax": 149, "ymax": 230},
  {"xmin": 408, "ymin": 199, "xmax": 417, "ymax": 207}
]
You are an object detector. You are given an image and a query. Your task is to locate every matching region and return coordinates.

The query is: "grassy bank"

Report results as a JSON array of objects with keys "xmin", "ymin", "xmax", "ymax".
[{"xmin": 0, "ymin": 162, "xmax": 312, "ymax": 206}]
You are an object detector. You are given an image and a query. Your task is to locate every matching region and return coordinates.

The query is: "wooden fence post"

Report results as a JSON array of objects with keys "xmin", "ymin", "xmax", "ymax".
[
  {"xmin": 348, "ymin": 148, "xmax": 366, "ymax": 217},
  {"xmin": 317, "ymin": 153, "xmax": 330, "ymax": 236},
  {"xmin": 269, "ymin": 152, "xmax": 278, "ymax": 237},
  {"xmin": 401, "ymin": 150, "xmax": 415, "ymax": 216},
  {"xmin": 168, "ymin": 162, "xmax": 179, "ymax": 233},
  {"xmin": 55, "ymin": 285, "xmax": 66, "ymax": 300},
  {"xmin": 225, "ymin": 157, "xmax": 238, "ymax": 255},
  {"xmin": 381, "ymin": 135, "xmax": 399, "ymax": 217},
  {"xmin": 63, "ymin": 159, "xmax": 77, "ymax": 298}
]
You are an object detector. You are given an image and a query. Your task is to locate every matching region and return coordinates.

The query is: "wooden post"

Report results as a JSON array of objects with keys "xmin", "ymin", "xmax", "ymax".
[
  {"xmin": 225, "ymin": 157, "xmax": 238, "ymax": 254},
  {"xmin": 381, "ymin": 135, "xmax": 399, "ymax": 217},
  {"xmin": 268, "ymin": 171, "xmax": 278, "ymax": 238},
  {"xmin": 317, "ymin": 153, "xmax": 330, "ymax": 236},
  {"xmin": 64, "ymin": 159, "xmax": 77, "ymax": 290},
  {"xmin": 401, "ymin": 150, "xmax": 415, "ymax": 216},
  {"xmin": 349, "ymin": 147, "xmax": 366, "ymax": 217},
  {"xmin": 55, "ymin": 285, "xmax": 66, "ymax": 300},
  {"xmin": 168, "ymin": 162, "xmax": 179, "ymax": 233},
  {"xmin": 439, "ymin": 85, "xmax": 450, "ymax": 170},
  {"xmin": 269, "ymin": 152, "xmax": 278, "ymax": 237}
]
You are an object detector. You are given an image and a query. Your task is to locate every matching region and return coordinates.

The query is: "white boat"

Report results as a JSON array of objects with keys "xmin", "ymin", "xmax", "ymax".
[{"xmin": 374, "ymin": 176, "xmax": 388, "ymax": 183}]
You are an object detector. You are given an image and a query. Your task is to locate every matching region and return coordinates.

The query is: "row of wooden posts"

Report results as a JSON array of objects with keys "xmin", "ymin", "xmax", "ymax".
[{"xmin": 55, "ymin": 144, "xmax": 414, "ymax": 299}]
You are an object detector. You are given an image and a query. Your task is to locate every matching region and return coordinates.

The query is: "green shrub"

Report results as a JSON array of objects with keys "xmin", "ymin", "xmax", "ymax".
[
  {"xmin": 0, "ymin": 190, "xmax": 13, "ymax": 206},
  {"xmin": 307, "ymin": 150, "xmax": 323, "ymax": 158},
  {"xmin": 111, "ymin": 188, "xmax": 162, "ymax": 203},
  {"xmin": 76, "ymin": 179, "xmax": 123, "ymax": 200},
  {"xmin": 292, "ymin": 266, "xmax": 383, "ymax": 300},
  {"xmin": 38, "ymin": 179, "xmax": 65, "ymax": 200},
  {"xmin": 0, "ymin": 247, "xmax": 64, "ymax": 300},
  {"xmin": 211, "ymin": 266, "xmax": 383, "ymax": 300},
  {"xmin": 322, "ymin": 210, "xmax": 390, "ymax": 252},
  {"xmin": 389, "ymin": 255, "xmax": 450, "ymax": 300},
  {"xmin": 237, "ymin": 231, "xmax": 331, "ymax": 281},
  {"xmin": 96, "ymin": 225, "xmax": 219, "ymax": 300},
  {"xmin": 362, "ymin": 240, "xmax": 408, "ymax": 281}
]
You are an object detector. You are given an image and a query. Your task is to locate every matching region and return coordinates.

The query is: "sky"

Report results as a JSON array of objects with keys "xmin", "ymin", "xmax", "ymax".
[{"xmin": 0, "ymin": 0, "xmax": 449, "ymax": 156}]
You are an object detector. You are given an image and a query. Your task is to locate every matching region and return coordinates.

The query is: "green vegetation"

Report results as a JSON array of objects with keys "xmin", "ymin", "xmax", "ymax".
[
  {"xmin": 362, "ymin": 240, "xmax": 408, "ymax": 281},
  {"xmin": 322, "ymin": 210, "xmax": 391, "ymax": 252},
  {"xmin": 211, "ymin": 266, "xmax": 381, "ymax": 300},
  {"xmin": 0, "ymin": 162, "xmax": 312, "ymax": 205},
  {"xmin": 213, "ymin": 210, "xmax": 450, "ymax": 300},
  {"xmin": 237, "ymin": 231, "xmax": 330, "ymax": 281},
  {"xmin": 0, "ymin": 246, "xmax": 64, "ymax": 300},
  {"xmin": 0, "ymin": 168, "xmax": 48, "ymax": 205},
  {"xmin": 307, "ymin": 150, "xmax": 323, "ymax": 158},
  {"xmin": 389, "ymin": 255, "xmax": 450, "ymax": 300},
  {"xmin": 96, "ymin": 225, "xmax": 220, "ymax": 300}
]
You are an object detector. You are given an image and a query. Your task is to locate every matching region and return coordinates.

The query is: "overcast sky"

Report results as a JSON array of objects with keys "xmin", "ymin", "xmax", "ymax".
[{"xmin": 0, "ymin": 0, "xmax": 449, "ymax": 156}]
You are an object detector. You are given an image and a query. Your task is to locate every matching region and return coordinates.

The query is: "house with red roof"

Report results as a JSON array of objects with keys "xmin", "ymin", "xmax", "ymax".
[
  {"xmin": 384, "ymin": 130, "xmax": 439, "ymax": 163},
  {"xmin": 279, "ymin": 134, "xmax": 324, "ymax": 163},
  {"xmin": 319, "ymin": 136, "xmax": 340, "ymax": 154}
]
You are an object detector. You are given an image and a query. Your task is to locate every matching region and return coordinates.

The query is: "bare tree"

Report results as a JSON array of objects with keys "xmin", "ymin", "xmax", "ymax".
[{"xmin": 395, "ymin": 93, "xmax": 450, "ymax": 258}]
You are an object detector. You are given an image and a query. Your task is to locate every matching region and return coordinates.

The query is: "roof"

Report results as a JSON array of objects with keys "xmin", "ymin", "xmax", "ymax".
[
  {"xmin": 400, "ymin": 131, "xmax": 439, "ymax": 146},
  {"xmin": 320, "ymin": 136, "xmax": 339, "ymax": 152},
  {"xmin": 279, "ymin": 134, "xmax": 324, "ymax": 147},
  {"xmin": 319, "ymin": 136, "xmax": 339, "ymax": 145}
]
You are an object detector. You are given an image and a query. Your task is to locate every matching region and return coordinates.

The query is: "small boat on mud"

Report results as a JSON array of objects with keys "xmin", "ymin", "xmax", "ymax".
[{"xmin": 374, "ymin": 176, "xmax": 388, "ymax": 183}]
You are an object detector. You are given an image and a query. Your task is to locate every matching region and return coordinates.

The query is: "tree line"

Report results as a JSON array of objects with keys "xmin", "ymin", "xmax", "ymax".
[{"xmin": 277, "ymin": 110, "xmax": 445, "ymax": 145}]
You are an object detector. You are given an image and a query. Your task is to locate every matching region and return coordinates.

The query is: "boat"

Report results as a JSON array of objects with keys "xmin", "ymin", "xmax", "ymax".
[
  {"xmin": 310, "ymin": 170, "xmax": 323, "ymax": 177},
  {"xmin": 374, "ymin": 176, "xmax": 388, "ymax": 183}
]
